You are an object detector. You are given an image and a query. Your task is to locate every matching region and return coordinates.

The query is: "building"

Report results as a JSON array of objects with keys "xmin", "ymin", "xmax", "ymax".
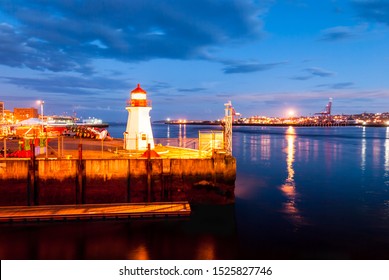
[
  {"xmin": 0, "ymin": 101, "xmax": 4, "ymax": 122},
  {"xmin": 124, "ymin": 84, "xmax": 154, "ymax": 150},
  {"xmin": 13, "ymin": 107, "xmax": 39, "ymax": 122}
]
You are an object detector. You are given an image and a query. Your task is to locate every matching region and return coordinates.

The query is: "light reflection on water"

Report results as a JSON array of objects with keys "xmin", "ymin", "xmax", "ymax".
[
  {"xmin": 128, "ymin": 243, "xmax": 150, "ymax": 260},
  {"xmin": 280, "ymin": 127, "xmax": 305, "ymax": 226},
  {"xmin": 385, "ymin": 128, "xmax": 389, "ymax": 176},
  {"xmin": 361, "ymin": 126, "xmax": 366, "ymax": 171}
]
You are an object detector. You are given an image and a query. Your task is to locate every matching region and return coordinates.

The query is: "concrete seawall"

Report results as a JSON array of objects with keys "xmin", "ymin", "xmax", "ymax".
[{"xmin": 0, "ymin": 156, "xmax": 236, "ymax": 206}]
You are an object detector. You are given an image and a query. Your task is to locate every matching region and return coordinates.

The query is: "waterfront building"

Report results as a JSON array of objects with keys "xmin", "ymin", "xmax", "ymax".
[
  {"xmin": 13, "ymin": 107, "xmax": 39, "ymax": 122},
  {"xmin": 124, "ymin": 84, "xmax": 154, "ymax": 150},
  {"xmin": 0, "ymin": 101, "xmax": 4, "ymax": 122}
]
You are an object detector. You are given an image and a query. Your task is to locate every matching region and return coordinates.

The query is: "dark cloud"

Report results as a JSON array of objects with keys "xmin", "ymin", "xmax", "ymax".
[
  {"xmin": 290, "ymin": 75, "xmax": 312, "ymax": 81},
  {"xmin": 0, "ymin": 75, "xmax": 131, "ymax": 95},
  {"xmin": 319, "ymin": 26, "xmax": 356, "ymax": 41},
  {"xmin": 319, "ymin": 24, "xmax": 369, "ymax": 42},
  {"xmin": 0, "ymin": 0, "xmax": 266, "ymax": 74},
  {"xmin": 223, "ymin": 61, "xmax": 285, "ymax": 74},
  {"xmin": 305, "ymin": 67, "xmax": 335, "ymax": 77},
  {"xmin": 290, "ymin": 67, "xmax": 335, "ymax": 80},
  {"xmin": 316, "ymin": 82, "xmax": 355, "ymax": 89},
  {"xmin": 353, "ymin": 0, "xmax": 389, "ymax": 25},
  {"xmin": 264, "ymin": 100, "xmax": 282, "ymax": 106},
  {"xmin": 177, "ymin": 87, "xmax": 206, "ymax": 93},
  {"xmin": 147, "ymin": 81, "xmax": 172, "ymax": 93},
  {"xmin": 0, "ymin": 23, "xmax": 93, "ymax": 74}
]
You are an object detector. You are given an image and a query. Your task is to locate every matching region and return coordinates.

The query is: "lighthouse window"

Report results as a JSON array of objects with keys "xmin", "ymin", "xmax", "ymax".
[{"xmin": 141, "ymin": 134, "xmax": 147, "ymax": 140}]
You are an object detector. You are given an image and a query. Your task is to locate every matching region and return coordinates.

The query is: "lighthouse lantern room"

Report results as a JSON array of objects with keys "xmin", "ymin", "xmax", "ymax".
[{"xmin": 124, "ymin": 84, "xmax": 154, "ymax": 150}]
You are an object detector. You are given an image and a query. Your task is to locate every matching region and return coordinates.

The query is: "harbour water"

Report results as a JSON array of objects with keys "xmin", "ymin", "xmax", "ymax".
[{"xmin": 1, "ymin": 124, "xmax": 389, "ymax": 259}]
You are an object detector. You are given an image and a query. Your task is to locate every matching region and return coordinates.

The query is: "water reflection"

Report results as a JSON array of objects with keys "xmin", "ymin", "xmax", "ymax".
[
  {"xmin": 128, "ymin": 243, "xmax": 150, "ymax": 260},
  {"xmin": 250, "ymin": 136, "xmax": 258, "ymax": 162},
  {"xmin": 280, "ymin": 127, "xmax": 304, "ymax": 225},
  {"xmin": 178, "ymin": 124, "xmax": 186, "ymax": 147},
  {"xmin": 196, "ymin": 235, "xmax": 215, "ymax": 259},
  {"xmin": 385, "ymin": 128, "xmax": 389, "ymax": 175},
  {"xmin": 178, "ymin": 124, "xmax": 186, "ymax": 139},
  {"xmin": 373, "ymin": 137, "xmax": 381, "ymax": 169},
  {"xmin": 260, "ymin": 135, "xmax": 270, "ymax": 161},
  {"xmin": 361, "ymin": 126, "xmax": 366, "ymax": 171}
]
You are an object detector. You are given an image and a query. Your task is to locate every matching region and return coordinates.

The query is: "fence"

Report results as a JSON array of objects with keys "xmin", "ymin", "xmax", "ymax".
[
  {"xmin": 0, "ymin": 136, "xmax": 221, "ymax": 159},
  {"xmin": 199, "ymin": 130, "xmax": 224, "ymax": 156},
  {"xmin": 154, "ymin": 138, "xmax": 198, "ymax": 149}
]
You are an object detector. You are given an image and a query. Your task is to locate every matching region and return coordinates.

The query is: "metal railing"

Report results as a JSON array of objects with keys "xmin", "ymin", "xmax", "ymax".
[
  {"xmin": 1, "ymin": 132, "xmax": 225, "ymax": 159},
  {"xmin": 126, "ymin": 99, "xmax": 152, "ymax": 107},
  {"xmin": 154, "ymin": 138, "xmax": 198, "ymax": 150},
  {"xmin": 199, "ymin": 130, "xmax": 224, "ymax": 156}
]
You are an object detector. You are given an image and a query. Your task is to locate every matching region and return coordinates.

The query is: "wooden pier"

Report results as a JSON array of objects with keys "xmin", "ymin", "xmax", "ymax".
[{"xmin": 0, "ymin": 201, "xmax": 191, "ymax": 223}]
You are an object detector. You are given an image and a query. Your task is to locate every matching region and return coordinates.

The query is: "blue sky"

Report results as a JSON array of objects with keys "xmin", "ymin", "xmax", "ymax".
[{"xmin": 0, "ymin": 0, "xmax": 389, "ymax": 121}]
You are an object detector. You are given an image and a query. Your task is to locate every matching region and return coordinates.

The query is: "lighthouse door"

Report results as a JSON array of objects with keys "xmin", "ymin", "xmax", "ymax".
[{"xmin": 137, "ymin": 133, "xmax": 148, "ymax": 150}]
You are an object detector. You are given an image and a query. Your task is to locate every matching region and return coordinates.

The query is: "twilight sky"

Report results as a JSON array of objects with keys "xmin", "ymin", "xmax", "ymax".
[{"xmin": 1, "ymin": 0, "xmax": 389, "ymax": 122}]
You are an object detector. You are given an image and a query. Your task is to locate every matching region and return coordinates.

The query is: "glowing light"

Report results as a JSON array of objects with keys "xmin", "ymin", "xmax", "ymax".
[
  {"xmin": 288, "ymin": 110, "xmax": 295, "ymax": 117},
  {"xmin": 286, "ymin": 126, "xmax": 295, "ymax": 135},
  {"xmin": 131, "ymin": 93, "xmax": 147, "ymax": 100}
]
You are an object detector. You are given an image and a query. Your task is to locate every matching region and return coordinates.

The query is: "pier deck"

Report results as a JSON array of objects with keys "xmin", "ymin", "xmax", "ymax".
[{"xmin": 0, "ymin": 202, "xmax": 191, "ymax": 222}]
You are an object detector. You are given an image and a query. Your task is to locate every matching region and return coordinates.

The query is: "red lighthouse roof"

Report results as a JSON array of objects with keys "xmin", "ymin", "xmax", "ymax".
[{"xmin": 131, "ymin": 83, "xmax": 147, "ymax": 94}]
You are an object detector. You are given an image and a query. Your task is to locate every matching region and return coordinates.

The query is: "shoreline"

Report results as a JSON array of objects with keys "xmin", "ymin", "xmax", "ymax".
[{"xmin": 162, "ymin": 122, "xmax": 389, "ymax": 127}]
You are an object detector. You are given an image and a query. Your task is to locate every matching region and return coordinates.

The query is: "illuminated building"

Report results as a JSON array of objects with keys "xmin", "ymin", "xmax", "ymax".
[
  {"xmin": 124, "ymin": 84, "xmax": 154, "ymax": 150},
  {"xmin": 13, "ymin": 107, "xmax": 39, "ymax": 122}
]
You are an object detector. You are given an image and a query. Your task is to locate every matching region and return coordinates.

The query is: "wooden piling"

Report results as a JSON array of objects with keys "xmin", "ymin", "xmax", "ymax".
[
  {"xmin": 147, "ymin": 143, "xmax": 151, "ymax": 202},
  {"xmin": 28, "ymin": 143, "xmax": 38, "ymax": 206},
  {"xmin": 76, "ymin": 144, "xmax": 84, "ymax": 204}
]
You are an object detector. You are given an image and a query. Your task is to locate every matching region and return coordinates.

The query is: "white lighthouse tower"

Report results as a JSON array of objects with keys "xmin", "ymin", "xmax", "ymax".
[{"xmin": 124, "ymin": 84, "xmax": 154, "ymax": 150}]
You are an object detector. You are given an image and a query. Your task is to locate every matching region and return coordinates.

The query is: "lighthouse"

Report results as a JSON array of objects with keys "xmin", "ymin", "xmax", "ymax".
[{"xmin": 124, "ymin": 84, "xmax": 154, "ymax": 150}]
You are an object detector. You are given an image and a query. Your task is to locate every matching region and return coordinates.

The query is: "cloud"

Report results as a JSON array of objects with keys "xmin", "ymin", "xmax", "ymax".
[
  {"xmin": 319, "ymin": 24, "xmax": 369, "ymax": 42},
  {"xmin": 147, "ymin": 81, "xmax": 172, "ymax": 93},
  {"xmin": 353, "ymin": 0, "xmax": 389, "ymax": 25},
  {"xmin": 319, "ymin": 26, "xmax": 356, "ymax": 41},
  {"xmin": 0, "ymin": 0, "xmax": 267, "ymax": 74},
  {"xmin": 290, "ymin": 67, "xmax": 335, "ymax": 80},
  {"xmin": 316, "ymin": 82, "xmax": 355, "ymax": 89},
  {"xmin": 305, "ymin": 67, "xmax": 335, "ymax": 77},
  {"xmin": 0, "ymin": 23, "xmax": 94, "ymax": 74},
  {"xmin": 177, "ymin": 87, "xmax": 206, "ymax": 93},
  {"xmin": 223, "ymin": 61, "xmax": 286, "ymax": 74},
  {"xmin": 0, "ymin": 75, "xmax": 131, "ymax": 96},
  {"xmin": 290, "ymin": 75, "xmax": 312, "ymax": 81},
  {"xmin": 216, "ymin": 94, "xmax": 232, "ymax": 98}
]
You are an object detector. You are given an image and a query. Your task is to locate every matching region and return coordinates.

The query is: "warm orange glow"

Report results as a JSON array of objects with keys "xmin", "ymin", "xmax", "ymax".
[
  {"xmin": 196, "ymin": 236, "xmax": 215, "ymax": 260},
  {"xmin": 286, "ymin": 126, "xmax": 295, "ymax": 135},
  {"xmin": 280, "ymin": 131, "xmax": 305, "ymax": 225},
  {"xmin": 128, "ymin": 244, "xmax": 150, "ymax": 260}
]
